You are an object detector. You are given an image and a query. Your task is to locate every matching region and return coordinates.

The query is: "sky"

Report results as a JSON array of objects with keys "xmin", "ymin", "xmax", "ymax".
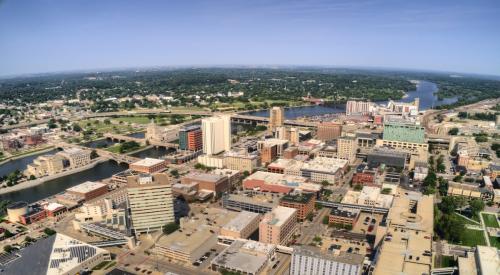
[{"xmin": 1, "ymin": 0, "xmax": 499, "ymax": 77}]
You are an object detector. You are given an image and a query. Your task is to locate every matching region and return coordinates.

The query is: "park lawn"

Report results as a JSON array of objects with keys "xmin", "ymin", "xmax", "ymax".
[
  {"xmin": 489, "ymin": 236, "xmax": 500, "ymax": 249},
  {"xmin": 482, "ymin": 213, "xmax": 499, "ymax": 228},
  {"xmin": 452, "ymin": 228, "xmax": 486, "ymax": 247},
  {"xmin": 105, "ymin": 145, "xmax": 122, "ymax": 153},
  {"xmin": 112, "ymin": 116, "xmax": 151, "ymax": 125},
  {"xmin": 453, "ymin": 213, "xmax": 480, "ymax": 225}
]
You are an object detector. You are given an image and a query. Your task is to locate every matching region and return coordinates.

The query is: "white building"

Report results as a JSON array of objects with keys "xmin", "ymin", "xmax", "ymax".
[
  {"xmin": 202, "ymin": 115, "xmax": 232, "ymax": 155},
  {"xmin": 291, "ymin": 246, "xmax": 364, "ymax": 275},
  {"xmin": 127, "ymin": 173, "xmax": 174, "ymax": 235}
]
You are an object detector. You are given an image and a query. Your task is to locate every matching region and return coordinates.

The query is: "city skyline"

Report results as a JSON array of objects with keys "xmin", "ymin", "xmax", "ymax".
[{"xmin": 1, "ymin": 0, "xmax": 500, "ymax": 77}]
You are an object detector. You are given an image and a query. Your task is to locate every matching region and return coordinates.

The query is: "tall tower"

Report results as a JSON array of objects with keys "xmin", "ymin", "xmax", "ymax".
[
  {"xmin": 269, "ymin": 106, "xmax": 285, "ymax": 130},
  {"xmin": 126, "ymin": 173, "xmax": 174, "ymax": 236},
  {"xmin": 202, "ymin": 115, "xmax": 232, "ymax": 155}
]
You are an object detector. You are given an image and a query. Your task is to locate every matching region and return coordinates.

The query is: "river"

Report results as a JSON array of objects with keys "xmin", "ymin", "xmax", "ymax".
[
  {"xmin": 246, "ymin": 80, "xmax": 457, "ymax": 119},
  {"xmin": 0, "ymin": 80, "xmax": 454, "ymax": 203}
]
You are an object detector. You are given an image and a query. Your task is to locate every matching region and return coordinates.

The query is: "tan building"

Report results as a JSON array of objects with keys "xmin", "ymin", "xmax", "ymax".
[
  {"xmin": 372, "ymin": 194, "xmax": 434, "ymax": 275},
  {"xmin": 317, "ymin": 122, "xmax": 342, "ymax": 141},
  {"xmin": 259, "ymin": 206, "xmax": 298, "ymax": 245},
  {"xmin": 127, "ymin": 173, "xmax": 174, "ymax": 235},
  {"xmin": 59, "ymin": 148, "xmax": 91, "ymax": 168},
  {"xmin": 129, "ymin": 157, "xmax": 167, "ymax": 173},
  {"xmin": 26, "ymin": 154, "xmax": 64, "ymax": 177},
  {"xmin": 223, "ymin": 151, "xmax": 261, "ymax": 172},
  {"xmin": 153, "ymin": 225, "xmax": 217, "ymax": 263},
  {"xmin": 220, "ymin": 211, "xmax": 261, "ymax": 239},
  {"xmin": 269, "ymin": 106, "xmax": 285, "ymax": 129},
  {"xmin": 146, "ymin": 122, "xmax": 180, "ymax": 143},
  {"xmin": 337, "ymin": 136, "xmax": 357, "ymax": 163}
]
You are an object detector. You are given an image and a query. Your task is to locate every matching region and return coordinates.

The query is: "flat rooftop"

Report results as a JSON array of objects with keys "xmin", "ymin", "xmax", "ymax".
[
  {"xmin": 293, "ymin": 245, "xmax": 364, "ymax": 266},
  {"xmin": 301, "ymin": 157, "xmax": 348, "ymax": 173},
  {"xmin": 222, "ymin": 211, "xmax": 260, "ymax": 232},
  {"xmin": 211, "ymin": 240, "xmax": 275, "ymax": 274},
  {"xmin": 66, "ymin": 181, "xmax": 107, "ymax": 194},
  {"xmin": 261, "ymin": 206, "xmax": 296, "ymax": 227},
  {"xmin": 156, "ymin": 225, "xmax": 215, "ymax": 254},
  {"xmin": 183, "ymin": 171, "xmax": 226, "ymax": 183},
  {"xmin": 131, "ymin": 157, "xmax": 165, "ymax": 167},
  {"xmin": 281, "ymin": 192, "xmax": 314, "ymax": 204}
]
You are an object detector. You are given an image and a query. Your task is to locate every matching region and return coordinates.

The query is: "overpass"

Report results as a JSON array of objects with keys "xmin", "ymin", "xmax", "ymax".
[
  {"xmin": 104, "ymin": 133, "xmax": 145, "ymax": 145},
  {"xmin": 317, "ymin": 200, "xmax": 389, "ymax": 214},
  {"xmin": 231, "ymin": 114, "xmax": 318, "ymax": 128}
]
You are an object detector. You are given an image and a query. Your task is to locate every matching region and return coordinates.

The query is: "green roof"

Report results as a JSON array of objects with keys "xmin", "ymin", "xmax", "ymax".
[{"xmin": 280, "ymin": 192, "xmax": 314, "ymax": 204}]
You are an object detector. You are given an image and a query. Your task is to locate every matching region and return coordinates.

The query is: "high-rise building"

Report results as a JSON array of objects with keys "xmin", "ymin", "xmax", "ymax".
[
  {"xmin": 383, "ymin": 120, "xmax": 425, "ymax": 144},
  {"xmin": 346, "ymin": 100, "xmax": 374, "ymax": 116},
  {"xmin": 259, "ymin": 206, "xmax": 298, "ymax": 245},
  {"xmin": 269, "ymin": 106, "xmax": 285, "ymax": 129},
  {"xmin": 202, "ymin": 115, "xmax": 232, "ymax": 155},
  {"xmin": 290, "ymin": 246, "xmax": 364, "ymax": 275},
  {"xmin": 337, "ymin": 136, "xmax": 357, "ymax": 163},
  {"xmin": 126, "ymin": 173, "xmax": 174, "ymax": 235},
  {"xmin": 179, "ymin": 125, "xmax": 202, "ymax": 151},
  {"xmin": 317, "ymin": 122, "xmax": 342, "ymax": 141}
]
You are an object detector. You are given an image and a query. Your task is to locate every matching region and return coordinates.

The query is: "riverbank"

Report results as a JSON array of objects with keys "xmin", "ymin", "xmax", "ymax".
[
  {"xmin": 0, "ymin": 146, "xmax": 56, "ymax": 166},
  {"xmin": 0, "ymin": 157, "xmax": 109, "ymax": 195}
]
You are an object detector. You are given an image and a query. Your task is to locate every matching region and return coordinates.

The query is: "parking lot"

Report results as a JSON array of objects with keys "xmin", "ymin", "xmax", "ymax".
[{"xmin": 352, "ymin": 212, "xmax": 384, "ymax": 235}]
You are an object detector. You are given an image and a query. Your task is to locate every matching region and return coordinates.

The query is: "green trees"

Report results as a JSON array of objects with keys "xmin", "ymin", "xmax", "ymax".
[
  {"xmin": 163, "ymin": 222, "xmax": 180, "ymax": 235},
  {"xmin": 448, "ymin": 128, "xmax": 459, "ymax": 135},
  {"xmin": 423, "ymin": 171, "xmax": 437, "ymax": 194},
  {"xmin": 43, "ymin": 228, "xmax": 56, "ymax": 236},
  {"xmin": 72, "ymin": 123, "xmax": 82, "ymax": 132},
  {"xmin": 469, "ymin": 199, "xmax": 485, "ymax": 219},
  {"xmin": 90, "ymin": 150, "xmax": 99, "ymax": 159},
  {"xmin": 118, "ymin": 141, "xmax": 140, "ymax": 153},
  {"xmin": 436, "ymin": 155, "xmax": 446, "ymax": 173}
]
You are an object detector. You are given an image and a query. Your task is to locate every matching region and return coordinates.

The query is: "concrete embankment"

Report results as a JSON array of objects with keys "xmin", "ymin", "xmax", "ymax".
[{"xmin": 0, "ymin": 157, "xmax": 108, "ymax": 195}]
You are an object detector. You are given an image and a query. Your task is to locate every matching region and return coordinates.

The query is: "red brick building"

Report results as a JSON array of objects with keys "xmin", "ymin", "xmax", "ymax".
[
  {"xmin": 352, "ymin": 172, "xmax": 377, "ymax": 186},
  {"xmin": 279, "ymin": 193, "xmax": 315, "ymax": 221},
  {"xmin": 329, "ymin": 207, "xmax": 360, "ymax": 227},
  {"xmin": 187, "ymin": 129, "xmax": 202, "ymax": 151},
  {"xmin": 66, "ymin": 181, "xmax": 108, "ymax": 201}
]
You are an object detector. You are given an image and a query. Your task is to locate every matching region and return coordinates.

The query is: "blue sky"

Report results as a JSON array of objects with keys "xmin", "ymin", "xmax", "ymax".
[{"xmin": 1, "ymin": 0, "xmax": 499, "ymax": 76}]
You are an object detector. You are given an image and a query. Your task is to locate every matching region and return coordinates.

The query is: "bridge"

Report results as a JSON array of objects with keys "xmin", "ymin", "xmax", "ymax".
[
  {"xmin": 317, "ymin": 200, "xmax": 389, "ymax": 214},
  {"xmin": 104, "ymin": 133, "xmax": 145, "ymax": 145},
  {"xmin": 81, "ymin": 223, "xmax": 135, "ymax": 249},
  {"xmin": 56, "ymin": 142, "xmax": 141, "ymax": 165},
  {"xmin": 231, "ymin": 114, "xmax": 318, "ymax": 128}
]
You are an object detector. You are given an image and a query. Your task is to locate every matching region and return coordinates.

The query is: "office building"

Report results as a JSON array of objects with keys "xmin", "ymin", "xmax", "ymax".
[
  {"xmin": 383, "ymin": 119, "xmax": 425, "ymax": 144},
  {"xmin": 259, "ymin": 206, "xmax": 298, "ymax": 245},
  {"xmin": 291, "ymin": 246, "xmax": 364, "ymax": 275},
  {"xmin": 342, "ymin": 186, "xmax": 393, "ymax": 209},
  {"xmin": 202, "ymin": 115, "xmax": 232, "ymax": 155},
  {"xmin": 211, "ymin": 240, "xmax": 276, "ymax": 275},
  {"xmin": 269, "ymin": 106, "xmax": 285, "ymax": 129},
  {"xmin": 317, "ymin": 122, "xmax": 342, "ymax": 141},
  {"xmin": 181, "ymin": 171, "xmax": 230, "ymax": 196},
  {"xmin": 153, "ymin": 225, "xmax": 217, "ymax": 263},
  {"xmin": 126, "ymin": 173, "xmax": 174, "ymax": 235},
  {"xmin": 279, "ymin": 193, "xmax": 315, "ymax": 221},
  {"xmin": 224, "ymin": 151, "xmax": 261, "ymax": 172},
  {"xmin": 130, "ymin": 157, "xmax": 167, "ymax": 173},
  {"xmin": 146, "ymin": 122, "xmax": 180, "ymax": 143},
  {"xmin": 458, "ymin": 246, "xmax": 499, "ymax": 275},
  {"xmin": 346, "ymin": 100, "xmax": 374, "ymax": 116},
  {"xmin": 337, "ymin": 136, "xmax": 357, "ymax": 163},
  {"xmin": 372, "ymin": 194, "xmax": 434, "ymax": 275},
  {"xmin": 329, "ymin": 207, "xmax": 360, "ymax": 227},
  {"xmin": 26, "ymin": 154, "xmax": 65, "ymax": 177},
  {"xmin": 59, "ymin": 147, "xmax": 91, "ymax": 168},
  {"xmin": 257, "ymin": 138, "xmax": 289, "ymax": 164},
  {"xmin": 179, "ymin": 125, "xmax": 202, "ymax": 151},
  {"xmin": 243, "ymin": 171, "xmax": 322, "ymax": 194},
  {"xmin": 66, "ymin": 181, "xmax": 108, "ymax": 201},
  {"xmin": 300, "ymin": 157, "xmax": 348, "ymax": 184},
  {"xmin": 1, "ymin": 233, "xmax": 111, "ymax": 275},
  {"xmin": 220, "ymin": 211, "xmax": 261, "ymax": 239}
]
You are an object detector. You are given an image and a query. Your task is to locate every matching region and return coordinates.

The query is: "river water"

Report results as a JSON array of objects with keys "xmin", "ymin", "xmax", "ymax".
[
  {"xmin": 0, "ymin": 80, "xmax": 455, "ymax": 203},
  {"xmin": 246, "ymin": 80, "xmax": 457, "ymax": 119}
]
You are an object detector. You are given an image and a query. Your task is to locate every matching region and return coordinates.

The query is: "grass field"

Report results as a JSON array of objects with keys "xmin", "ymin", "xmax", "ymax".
[
  {"xmin": 482, "ymin": 213, "xmax": 499, "ymax": 228},
  {"xmin": 112, "ymin": 116, "xmax": 151, "ymax": 125},
  {"xmin": 454, "ymin": 213, "xmax": 480, "ymax": 225},
  {"xmin": 451, "ymin": 228, "xmax": 486, "ymax": 247},
  {"xmin": 489, "ymin": 237, "xmax": 500, "ymax": 249}
]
